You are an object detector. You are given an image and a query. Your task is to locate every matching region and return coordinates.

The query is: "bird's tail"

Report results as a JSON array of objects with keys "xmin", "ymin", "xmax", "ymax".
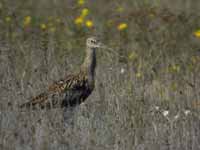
[
  {"xmin": 19, "ymin": 101, "xmax": 32, "ymax": 109},
  {"xmin": 19, "ymin": 92, "xmax": 49, "ymax": 110}
]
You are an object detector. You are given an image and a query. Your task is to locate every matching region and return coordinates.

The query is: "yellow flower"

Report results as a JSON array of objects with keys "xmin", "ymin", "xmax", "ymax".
[
  {"xmin": 116, "ymin": 7, "xmax": 124, "ymax": 13},
  {"xmin": 40, "ymin": 23, "xmax": 47, "ymax": 30},
  {"xmin": 117, "ymin": 23, "xmax": 128, "ymax": 31},
  {"xmin": 74, "ymin": 16, "xmax": 84, "ymax": 25},
  {"xmin": 78, "ymin": 0, "xmax": 85, "ymax": 5},
  {"xmin": 5, "ymin": 16, "xmax": 11, "ymax": 23},
  {"xmin": 172, "ymin": 65, "xmax": 180, "ymax": 72},
  {"xmin": 194, "ymin": 29, "xmax": 200, "ymax": 38},
  {"xmin": 81, "ymin": 8, "xmax": 89, "ymax": 18},
  {"xmin": 49, "ymin": 27, "xmax": 56, "ymax": 32},
  {"xmin": 168, "ymin": 64, "xmax": 180, "ymax": 73},
  {"xmin": 85, "ymin": 20, "xmax": 93, "ymax": 28},
  {"xmin": 56, "ymin": 18, "xmax": 61, "ymax": 23},
  {"xmin": 23, "ymin": 16, "xmax": 31, "ymax": 27},
  {"xmin": 136, "ymin": 72, "xmax": 142, "ymax": 78},
  {"xmin": 128, "ymin": 51, "xmax": 138, "ymax": 61}
]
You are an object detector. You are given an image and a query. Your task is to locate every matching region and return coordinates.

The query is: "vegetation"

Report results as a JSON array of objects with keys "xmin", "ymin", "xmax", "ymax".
[{"xmin": 0, "ymin": 0, "xmax": 200, "ymax": 149}]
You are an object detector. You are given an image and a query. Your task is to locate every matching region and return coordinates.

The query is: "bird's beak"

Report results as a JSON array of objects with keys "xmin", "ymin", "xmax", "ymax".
[
  {"xmin": 98, "ymin": 43, "xmax": 107, "ymax": 49},
  {"xmin": 98, "ymin": 43, "xmax": 118, "ymax": 55},
  {"xmin": 96, "ymin": 42, "xmax": 118, "ymax": 55}
]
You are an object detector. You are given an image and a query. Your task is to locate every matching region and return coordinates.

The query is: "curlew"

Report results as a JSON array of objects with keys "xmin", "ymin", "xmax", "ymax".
[{"xmin": 20, "ymin": 37, "xmax": 103, "ymax": 109}]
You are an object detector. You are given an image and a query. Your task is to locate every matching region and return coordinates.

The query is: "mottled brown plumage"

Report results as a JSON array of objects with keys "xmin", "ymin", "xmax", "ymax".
[{"xmin": 20, "ymin": 37, "xmax": 102, "ymax": 109}]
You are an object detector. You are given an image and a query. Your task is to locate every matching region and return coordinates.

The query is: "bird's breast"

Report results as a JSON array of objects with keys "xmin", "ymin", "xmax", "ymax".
[{"xmin": 86, "ymin": 76, "xmax": 95, "ymax": 91}]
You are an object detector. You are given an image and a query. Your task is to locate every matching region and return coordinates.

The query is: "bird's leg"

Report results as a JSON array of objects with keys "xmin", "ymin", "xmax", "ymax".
[{"xmin": 63, "ymin": 107, "xmax": 76, "ymax": 127}]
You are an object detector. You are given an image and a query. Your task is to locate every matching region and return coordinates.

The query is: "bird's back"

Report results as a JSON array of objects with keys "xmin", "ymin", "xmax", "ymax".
[{"xmin": 20, "ymin": 71, "xmax": 94, "ymax": 109}]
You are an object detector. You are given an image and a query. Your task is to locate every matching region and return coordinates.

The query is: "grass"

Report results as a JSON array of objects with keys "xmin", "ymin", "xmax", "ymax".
[{"xmin": 0, "ymin": 0, "xmax": 200, "ymax": 150}]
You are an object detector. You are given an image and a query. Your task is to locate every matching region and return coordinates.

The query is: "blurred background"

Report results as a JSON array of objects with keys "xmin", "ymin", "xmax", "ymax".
[{"xmin": 0, "ymin": 0, "xmax": 200, "ymax": 150}]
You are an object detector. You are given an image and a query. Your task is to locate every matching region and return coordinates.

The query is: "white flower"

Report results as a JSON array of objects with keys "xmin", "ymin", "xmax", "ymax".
[
  {"xmin": 120, "ymin": 68, "xmax": 125, "ymax": 74},
  {"xmin": 109, "ymin": 67, "xmax": 113, "ymax": 70},
  {"xmin": 184, "ymin": 110, "xmax": 191, "ymax": 116},
  {"xmin": 22, "ymin": 71, "xmax": 26, "ymax": 78},
  {"xmin": 155, "ymin": 106, "xmax": 159, "ymax": 110},
  {"xmin": 162, "ymin": 110, "xmax": 169, "ymax": 117},
  {"xmin": 174, "ymin": 114, "xmax": 179, "ymax": 120}
]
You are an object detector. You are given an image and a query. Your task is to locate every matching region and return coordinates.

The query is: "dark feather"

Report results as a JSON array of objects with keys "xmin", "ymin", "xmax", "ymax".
[{"xmin": 20, "ymin": 71, "xmax": 93, "ymax": 109}]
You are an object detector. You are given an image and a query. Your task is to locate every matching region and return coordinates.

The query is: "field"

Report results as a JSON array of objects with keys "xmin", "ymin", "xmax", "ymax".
[{"xmin": 0, "ymin": 0, "xmax": 200, "ymax": 150}]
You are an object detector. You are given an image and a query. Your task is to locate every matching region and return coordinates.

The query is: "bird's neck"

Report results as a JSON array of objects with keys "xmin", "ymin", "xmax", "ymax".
[{"xmin": 81, "ymin": 47, "xmax": 97, "ymax": 81}]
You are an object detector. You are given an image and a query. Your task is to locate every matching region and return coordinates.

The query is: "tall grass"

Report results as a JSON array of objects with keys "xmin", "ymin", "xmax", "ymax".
[{"xmin": 0, "ymin": 0, "xmax": 200, "ymax": 150}]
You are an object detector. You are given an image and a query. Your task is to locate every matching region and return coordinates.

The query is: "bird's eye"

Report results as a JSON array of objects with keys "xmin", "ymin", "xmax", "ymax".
[{"xmin": 91, "ymin": 40, "xmax": 96, "ymax": 43}]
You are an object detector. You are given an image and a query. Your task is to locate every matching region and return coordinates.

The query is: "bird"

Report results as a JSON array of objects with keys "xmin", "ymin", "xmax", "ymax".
[{"xmin": 20, "ymin": 37, "xmax": 103, "ymax": 109}]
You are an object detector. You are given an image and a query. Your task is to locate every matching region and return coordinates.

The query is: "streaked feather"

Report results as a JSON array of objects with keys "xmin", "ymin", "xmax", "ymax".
[{"xmin": 20, "ymin": 71, "xmax": 92, "ymax": 109}]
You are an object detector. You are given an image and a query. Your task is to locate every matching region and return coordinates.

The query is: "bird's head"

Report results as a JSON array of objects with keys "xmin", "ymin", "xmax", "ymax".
[{"xmin": 86, "ymin": 37, "xmax": 102, "ymax": 48}]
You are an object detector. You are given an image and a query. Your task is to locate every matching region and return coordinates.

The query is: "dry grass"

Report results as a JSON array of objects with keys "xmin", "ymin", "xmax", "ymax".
[{"xmin": 0, "ymin": 0, "xmax": 200, "ymax": 150}]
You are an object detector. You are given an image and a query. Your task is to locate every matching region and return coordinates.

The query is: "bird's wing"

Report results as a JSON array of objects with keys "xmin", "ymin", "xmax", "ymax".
[
  {"xmin": 20, "ymin": 73, "xmax": 87, "ymax": 109},
  {"xmin": 48, "ymin": 73, "xmax": 87, "ymax": 93},
  {"xmin": 19, "ymin": 92, "xmax": 49, "ymax": 109}
]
